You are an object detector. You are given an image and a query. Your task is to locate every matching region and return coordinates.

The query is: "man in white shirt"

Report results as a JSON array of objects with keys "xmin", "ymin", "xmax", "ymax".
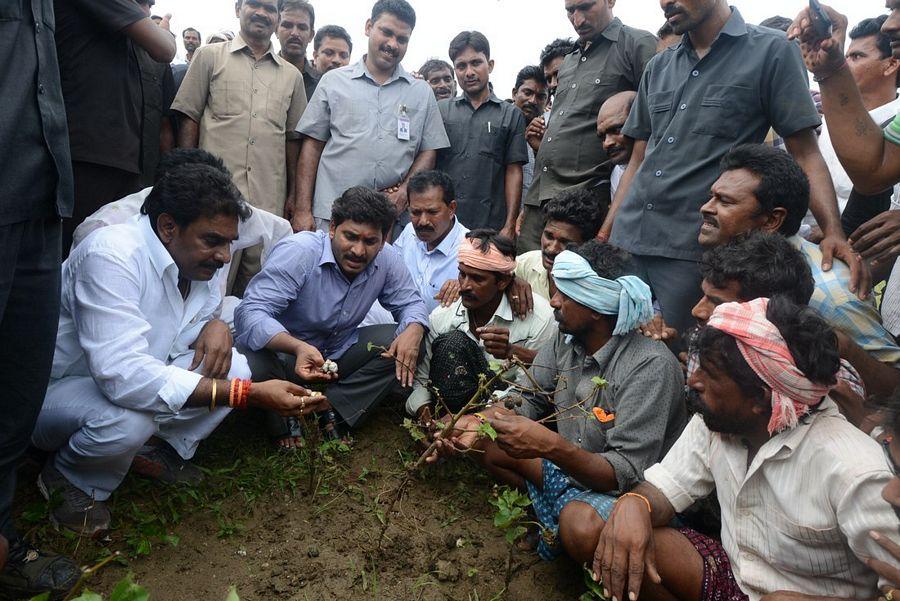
[
  {"xmin": 590, "ymin": 297, "xmax": 896, "ymax": 601},
  {"xmin": 806, "ymin": 15, "xmax": 900, "ymax": 231},
  {"xmin": 406, "ymin": 230, "xmax": 555, "ymax": 420},
  {"xmin": 31, "ymin": 164, "xmax": 325, "ymax": 536}
]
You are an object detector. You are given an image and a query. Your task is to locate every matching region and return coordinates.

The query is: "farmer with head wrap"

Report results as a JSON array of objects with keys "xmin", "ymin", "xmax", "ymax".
[
  {"xmin": 428, "ymin": 240, "xmax": 686, "ymax": 562},
  {"xmin": 406, "ymin": 229, "xmax": 556, "ymax": 420},
  {"xmin": 588, "ymin": 296, "xmax": 897, "ymax": 601}
]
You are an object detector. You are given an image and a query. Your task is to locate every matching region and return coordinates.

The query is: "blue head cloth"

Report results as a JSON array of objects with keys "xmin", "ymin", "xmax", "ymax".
[{"xmin": 551, "ymin": 250, "xmax": 653, "ymax": 336}]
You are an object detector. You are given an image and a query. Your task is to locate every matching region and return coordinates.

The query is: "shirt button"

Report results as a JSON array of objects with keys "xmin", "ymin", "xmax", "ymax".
[
  {"xmin": 571, "ymin": 83, "xmax": 577, "ymax": 89},
  {"xmin": 594, "ymin": 78, "xmax": 601, "ymax": 84},
  {"xmin": 667, "ymin": 136, "xmax": 675, "ymax": 144},
  {"xmin": 38, "ymin": 84, "xmax": 45, "ymax": 95},
  {"xmin": 249, "ymin": 138, "xmax": 255, "ymax": 145},
  {"xmin": 35, "ymin": 23, "xmax": 42, "ymax": 33},
  {"xmin": 646, "ymin": 203, "xmax": 654, "ymax": 210},
  {"xmin": 680, "ymin": 103, "xmax": 687, "ymax": 110},
  {"xmin": 655, "ymin": 170, "xmax": 662, "ymax": 177},
  {"xmin": 559, "ymin": 110, "xmax": 565, "ymax": 115},
  {"xmin": 252, "ymin": 112, "xmax": 258, "ymax": 118},
  {"xmin": 253, "ymin": 88, "xmax": 259, "ymax": 94},
  {"xmin": 542, "ymin": 166, "xmax": 548, "ymax": 172},
  {"xmin": 692, "ymin": 69, "xmax": 699, "ymax": 77},
  {"xmin": 247, "ymin": 166, "xmax": 252, "ymax": 172},
  {"xmin": 547, "ymin": 137, "xmax": 552, "ymax": 142},
  {"xmin": 577, "ymin": 437, "xmax": 582, "ymax": 444},
  {"xmin": 581, "ymin": 56, "xmax": 587, "ymax": 62}
]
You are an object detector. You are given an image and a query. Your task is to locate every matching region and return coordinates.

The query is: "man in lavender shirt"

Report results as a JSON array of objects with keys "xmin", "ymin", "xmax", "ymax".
[{"xmin": 235, "ymin": 187, "xmax": 428, "ymax": 447}]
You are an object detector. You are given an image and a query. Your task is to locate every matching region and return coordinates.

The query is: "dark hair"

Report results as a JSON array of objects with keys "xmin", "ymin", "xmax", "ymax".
[
  {"xmin": 314, "ymin": 25, "xmax": 353, "ymax": 53},
  {"xmin": 875, "ymin": 387, "xmax": 900, "ymax": 438},
  {"xmin": 419, "ymin": 58, "xmax": 454, "ymax": 80},
  {"xmin": 542, "ymin": 187, "xmax": 607, "ymax": 242},
  {"xmin": 693, "ymin": 295, "xmax": 840, "ymax": 400},
  {"xmin": 539, "ymin": 38, "xmax": 576, "ymax": 69},
  {"xmin": 371, "ymin": 0, "xmax": 416, "ymax": 29},
  {"xmin": 330, "ymin": 186, "xmax": 396, "ymax": 236},
  {"xmin": 449, "ymin": 30, "xmax": 490, "ymax": 61},
  {"xmin": 465, "ymin": 229, "xmax": 516, "ymax": 261},
  {"xmin": 182, "ymin": 27, "xmax": 201, "ymax": 39},
  {"xmin": 657, "ymin": 21, "xmax": 675, "ymax": 38},
  {"xmin": 759, "ymin": 15, "xmax": 793, "ymax": 33},
  {"xmin": 514, "ymin": 65, "xmax": 547, "ymax": 91},
  {"xmin": 719, "ymin": 144, "xmax": 810, "ymax": 236},
  {"xmin": 408, "ymin": 170, "xmax": 455, "ymax": 205},
  {"xmin": 850, "ymin": 16, "xmax": 895, "ymax": 86},
  {"xmin": 700, "ymin": 231, "xmax": 814, "ymax": 305},
  {"xmin": 278, "ymin": 0, "xmax": 315, "ymax": 27},
  {"xmin": 572, "ymin": 240, "xmax": 632, "ymax": 281},
  {"xmin": 141, "ymin": 164, "xmax": 250, "ymax": 229},
  {"xmin": 154, "ymin": 148, "xmax": 230, "ymax": 184}
]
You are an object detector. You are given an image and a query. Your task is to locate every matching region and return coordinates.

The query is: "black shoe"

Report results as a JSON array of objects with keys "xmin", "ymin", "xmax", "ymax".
[
  {"xmin": 130, "ymin": 442, "xmax": 204, "ymax": 485},
  {"xmin": 37, "ymin": 462, "xmax": 110, "ymax": 537},
  {"xmin": 0, "ymin": 539, "xmax": 80, "ymax": 600}
]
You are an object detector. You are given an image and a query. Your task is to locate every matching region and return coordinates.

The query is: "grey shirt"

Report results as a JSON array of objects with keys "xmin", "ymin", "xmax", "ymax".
[
  {"xmin": 514, "ymin": 330, "xmax": 686, "ymax": 493},
  {"xmin": 297, "ymin": 58, "xmax": 450, "ymax": 220},
  {"xmin": 435, "ymin": 93, "xmax": 528, "ymax": 230},
  {"xmin": 611, "ymin": 8, "xmax": 821, "ymax": 261},
  {"xmin": 525, "ymin": 18, "xmax": 656, "ymax": 207}
]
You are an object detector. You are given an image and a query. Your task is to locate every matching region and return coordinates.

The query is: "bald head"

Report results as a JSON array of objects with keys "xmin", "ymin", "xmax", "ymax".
[{"xmin": 597, "ymin": 91, "xmax": 637, "ymax": 166}]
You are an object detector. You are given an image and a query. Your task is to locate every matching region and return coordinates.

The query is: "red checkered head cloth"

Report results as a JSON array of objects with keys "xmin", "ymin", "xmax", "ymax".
[{"xmin": 701, "ymin": 297, "xmax": 835, "ymax": 434}]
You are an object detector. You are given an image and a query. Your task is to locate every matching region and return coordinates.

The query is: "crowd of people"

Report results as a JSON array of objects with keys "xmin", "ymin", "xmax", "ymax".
[{"xmin": 3, "ymin": 0, "xmax": 900, "ymax": 598}]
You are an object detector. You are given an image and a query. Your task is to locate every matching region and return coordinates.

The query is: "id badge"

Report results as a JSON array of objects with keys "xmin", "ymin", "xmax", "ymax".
[{"xmin": 397, "ymin": 115, "xmax": 411, "ymax": 141}]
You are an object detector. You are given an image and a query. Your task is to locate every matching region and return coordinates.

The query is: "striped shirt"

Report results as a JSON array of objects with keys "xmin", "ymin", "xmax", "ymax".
[
  {"xmin": 789, "ymin": 236, "xmax": 900, "ymax": 366},
  {"xmin": 645, "ymin": 400, "xmax": 897, "ymax": 600}
]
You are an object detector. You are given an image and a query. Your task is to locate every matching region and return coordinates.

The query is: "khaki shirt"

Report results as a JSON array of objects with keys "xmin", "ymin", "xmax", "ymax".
[{"xmin": 172, "ymin": 35, "xmax": 307, "ymax": 215}]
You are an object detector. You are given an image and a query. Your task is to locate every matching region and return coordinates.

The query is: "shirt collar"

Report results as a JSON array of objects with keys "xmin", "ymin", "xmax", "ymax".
[
  {"xmin": 679, "ymin": 7, "xmax": 748, "ymax": 51},
  {"xmin": 452, "ymin": 294, "xmax": 515, "ymax": 325},
  {"xmin": 351, "ymin": 57, "xmax": 414, "ymax": 84},
  {"xmin": 454, "ymin": 91, "xmax": 503, "ymax": 107},
  {"xmin": 318, "ymin": 231, "xmax": 338, "ymax": 266},
  {"xmin": 232, "ymin": 33, "xmax": 279, "ymax": 63},
  {"xmin": 755, "ymin": 397, "xmax": 840, "ymax": 460},
  {"xmin": 138, "ymin": 214, "xmax": 177, "ymax": 280},
  {"xmin": 578, "ymin": 17, "xmax": 623, "ymax": 51},
  {"xmin": 426, "ymin": 218, "xmax": 463, "ymax": 256}
]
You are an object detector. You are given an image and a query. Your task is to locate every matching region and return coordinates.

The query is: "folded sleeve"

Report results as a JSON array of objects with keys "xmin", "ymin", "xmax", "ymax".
[{"xmin": 643, "ymin": 415, "xmax": 716, "ymax": 512}]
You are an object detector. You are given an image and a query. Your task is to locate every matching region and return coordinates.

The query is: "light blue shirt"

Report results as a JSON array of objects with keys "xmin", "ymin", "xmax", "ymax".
[
  {"xmin": 234, "ymin": 231, "xmax": 429, "ymax": 359},
  {"xmin": 393, "ymin": 219, "xmax": 469, "ymax": 314},
  {"xmin": 297, "ymin": 58, "xmax": 450, "ymax": 220}
]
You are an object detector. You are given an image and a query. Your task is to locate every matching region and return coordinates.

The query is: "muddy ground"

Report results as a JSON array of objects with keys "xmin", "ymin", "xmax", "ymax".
[{"xmin": 13, "ymin": 407, "xmax": 586, "ymax": 600}]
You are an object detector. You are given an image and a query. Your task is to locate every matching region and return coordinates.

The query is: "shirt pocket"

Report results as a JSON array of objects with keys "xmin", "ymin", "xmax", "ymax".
[
  {"xmin": 478, "ymin": 124, "xmax": 509, "ymax": 163},
  {"xmin": 209, "ymin": 80, "xmax": 248, "ymax": 118},
  {"xmin": 648, "ymin": 89, "xmax": 674, "ymax": 140},
  {"xmin": 0, "ymin": 0, "xmax": 22, "ymax": 21},
  {"xmin": 584, "ymin": 74, "xmax": 622, "ymax": 116},
  {"xmin": 265, "ymin": 86, "xmax": 290, "ymax": 128},
  {"xmin": 766, "ymin": 508, "xmax": 845, "ymax": 576},
  {"xmin": 693, "ymin": 84, "xmax": 754, "ymax": 138},
  {"xmin": 332, "ymin": 97, "xmax": 370, "ymax": 136}
]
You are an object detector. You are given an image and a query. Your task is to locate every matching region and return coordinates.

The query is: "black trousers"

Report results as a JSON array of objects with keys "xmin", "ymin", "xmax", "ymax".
[
  {"xmin": 0, "ymin": 218, "xmax": 61, "ymax": 541},
  {"xmin": 63, "ymin": 161, "xmax": 140, "ymax": 257},
  {"xmin": 242, "ymin": 324, "xmax": 401, "ymax": 429}
]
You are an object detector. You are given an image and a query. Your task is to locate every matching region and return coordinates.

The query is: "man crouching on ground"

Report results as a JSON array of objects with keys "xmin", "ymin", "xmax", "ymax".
[
  {"xmin": 31, "ymin": 164, "xmax": 325, "ymax": 536},
  {"xmin": 429, "ymin": 240, "xmax": 686, "ymax": 560}
]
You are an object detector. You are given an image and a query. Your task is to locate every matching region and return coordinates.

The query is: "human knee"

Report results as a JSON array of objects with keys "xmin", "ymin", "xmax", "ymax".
[
  {"xmin": 559, "ymin": 501, "xmax": 606, "ymax": 561},
  {"xmin": 228, "ymin": 348, "xmax": 252, "ymax": 380},
  {"xmin": 83, "ymin": 407, "xmax": 157, "ymax": 457}
]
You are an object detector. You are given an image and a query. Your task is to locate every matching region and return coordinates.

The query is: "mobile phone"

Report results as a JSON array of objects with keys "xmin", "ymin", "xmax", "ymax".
[{"xmin": 808, "ymin": 0, "xmax": 833, "ymax": 41}]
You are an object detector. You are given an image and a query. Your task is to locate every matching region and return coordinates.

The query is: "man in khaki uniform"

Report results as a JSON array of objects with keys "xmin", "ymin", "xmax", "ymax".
[{"xmin": 172, "ymin": 0, "xmax": 307, "ymax": 292}]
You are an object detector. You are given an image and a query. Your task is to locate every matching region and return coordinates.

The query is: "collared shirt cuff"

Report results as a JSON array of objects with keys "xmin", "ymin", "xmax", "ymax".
[
  {"xmin": 395, "ymin": 315, "xmax": 429, "ymax": 339},
  {"xmin": 643, "ymin": 463, "xmax": 695, "ymax": 513},
  {"xmin": 157, "ymin": 366, "xmax": 204, "ymax": 414},
  {"xmin": 406, "ymin": 386, "xmax": 431, "ymax": 416},
  {"xmin": 246, "ymin": 318, "xmax": 289, "ymax": 351}
]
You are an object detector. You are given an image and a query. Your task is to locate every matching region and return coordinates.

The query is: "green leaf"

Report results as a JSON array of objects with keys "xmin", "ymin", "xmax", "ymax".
[
  {"xmin": 70, "ymin": 592, "xmax": 103, "ymax": 601},
  {"xmin": 109, "ymin": 573, "xmax": 149, "ymax": 601},
  {"xmin": 29, "ymin": 594, "xmax": 52, "ymax": 601},
  {"xmin": 466, "ymin": 567, "xmax": 478, "ymax": 578},
  {"xmin": 224, "ymin": 585, "xmax": 241, "ymax": 601},
  {"xmin": 476, "ymin": 421, "xmax": 497, "ymax": 441},
  {"xmin": 402, "ymin": 418, "xmax": 426, "ymax": 442},
  {"xmin": 581, "ymin": 566, "xmax": 609, "ymax": 599},
  {"xmin": 488, "ymin": 360, "xmax": 503, "ymax": 374},
  {"xmin": 164, "ymin": 534, "xmax": 180, "ymax": 547},
  {"xmin": 591, "ymin": 376, "xmax": 608, "ymax": 389},
  {"xmin": 366, "ymin": 341, "xmax": 375, "ymax": 352},
  {"xmin": 504, "ymin": 525, "xmax": 527, "ymax": 544}
]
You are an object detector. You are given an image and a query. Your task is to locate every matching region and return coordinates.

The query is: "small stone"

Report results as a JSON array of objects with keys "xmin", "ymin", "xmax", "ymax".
[{"xmin": 434, "ymin": 559, "xmax": 459, "ymax": 582}]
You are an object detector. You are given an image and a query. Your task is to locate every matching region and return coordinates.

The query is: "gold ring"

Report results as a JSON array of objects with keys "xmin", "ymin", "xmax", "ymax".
[
  {"xmin": 300, "ymin": 398, "xmax": 306, "ymax": 411},
  {"xmin": 886, "ymin": 590, "xmax": 897, "ymax": 601}
]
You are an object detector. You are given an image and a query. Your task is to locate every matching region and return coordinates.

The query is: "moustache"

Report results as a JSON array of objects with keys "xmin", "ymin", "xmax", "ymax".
[
  {"xmin": 460, "ymin": 292, "xmax": 477, "ymax": 302},
  {"xmin": 701, "ymin": 215, "xmax": 718, "ymax": 227},
  {"xmin": 553, "ymin": 309, "xmax": 563, "ymax": 323},
  {"xmin": 250, "ymin": 16, "xmax": 271, "ymax": 25},
  {"xmin": 379, "ymin": 45, "xmax": 398, "ymax": 57},
  {"xmin": 607, "ymin": 146, "xmax": 626, "ymax": 155},
  {"xmin": 344, "ymin": 255, "xmax": 366, "ymax": 264},
  {"xmin": 414, "ymin": 225, "xmax": 434, "ymax": 233},
  {"xmin": 664, "ymin": 7, "xmax": 683, "ymax": 19},
  {"xmin": 201, "ymin": 261, "xmax": 224, "ymax": 271}
]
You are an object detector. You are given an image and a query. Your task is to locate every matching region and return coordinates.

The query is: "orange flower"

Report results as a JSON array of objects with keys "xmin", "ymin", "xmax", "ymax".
[{"xmin": 593, "ymin": 407, "xmax": 615, "ymax": 424}]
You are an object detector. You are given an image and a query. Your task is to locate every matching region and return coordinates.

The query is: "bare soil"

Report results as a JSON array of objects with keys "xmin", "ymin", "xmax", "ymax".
[{"xmin": 14, "ymin": 407, "xmax": 584, "ymax": 600}]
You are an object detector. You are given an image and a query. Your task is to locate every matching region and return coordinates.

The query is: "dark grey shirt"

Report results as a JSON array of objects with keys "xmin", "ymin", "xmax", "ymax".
[
  {"xmin": 525, "ymin": 18, "xmax": 656, "ymax": 207},
  {"xmin": 436, "ymin": 93, "xmax": 528, "ymax": 230},
  {"xmin": 514, "ymin": 330, "xmax": 686, "ymax": 493},
  {"xmin": 0, "ymin": 0, "xmax": 73, "ymax": 223},
  {"xmin": 611, "ymin": 8, "xmax": 821, "ymax": 261}
]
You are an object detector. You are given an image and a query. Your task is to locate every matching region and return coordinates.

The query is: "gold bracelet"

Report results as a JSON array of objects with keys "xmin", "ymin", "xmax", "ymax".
[
  {"xmin": 210, "ymin": 379, "xmax": 217, "ymax": 412},
  {"xmin": 618, "ymin": 492, "xmax": 652, "ymax": 514}
]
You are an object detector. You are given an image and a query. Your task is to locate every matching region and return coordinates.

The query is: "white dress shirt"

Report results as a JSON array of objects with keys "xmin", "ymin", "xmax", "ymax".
[
  {"xmin": 644, "ymin": 400, "xmax": 897, "ymax": 600},
  {"xmin": 52, "ymin": 214, "xmax": 222, "ymax": 414},
  {"xmin": 406, "ymin": 294, "xmax": 556, "ymax": 415}
]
